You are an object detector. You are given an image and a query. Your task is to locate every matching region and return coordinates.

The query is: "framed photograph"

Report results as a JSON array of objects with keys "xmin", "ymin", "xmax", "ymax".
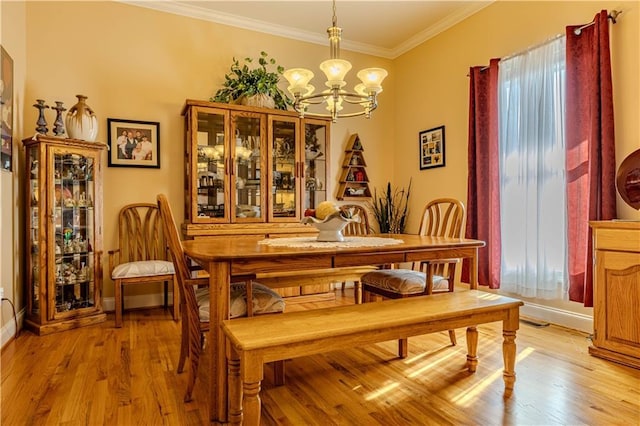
[
  {"xmin": 279, "ymin": 171, "xmax": 293, "ymax": 190},
  {"xmin": 1, "ymin": 45, "xmax": 14, "ymax": 172},
  {"xmin": 419, "ymin": 125, "xmax": 445, "ymax": 170},
  {"xmin": 107, "ymin": 118, "xmax": 160, "ymax": 168}
]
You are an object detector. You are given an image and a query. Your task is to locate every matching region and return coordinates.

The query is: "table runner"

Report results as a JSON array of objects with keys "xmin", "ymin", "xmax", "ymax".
[{"xmin": 258, "ymin": 236, "xmax": 404, "ymax": 249}]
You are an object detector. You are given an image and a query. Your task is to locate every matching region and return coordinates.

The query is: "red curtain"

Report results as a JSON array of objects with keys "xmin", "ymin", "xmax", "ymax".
[
  {"xmin": 565, "ymin": 10, "xmax": 617, "ymax": 306},
  {"xmin": 463, "ymin": 59, "xmax": 501, "ymax": 288}
]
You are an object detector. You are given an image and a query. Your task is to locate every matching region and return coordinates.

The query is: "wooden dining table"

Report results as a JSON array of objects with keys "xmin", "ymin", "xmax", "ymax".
[{"xmin": 182, "ymin": 233, "xmax": 486, "ymax": 423}]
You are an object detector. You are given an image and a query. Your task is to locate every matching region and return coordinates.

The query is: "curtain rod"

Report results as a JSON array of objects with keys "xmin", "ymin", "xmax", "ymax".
[
  {"xmin": 467, "ymin": 9, "xmax": 621, "ymax": 76},
  {"xmin": 574, "ymin": 10, "xmax": 621, "ymax": 35}
]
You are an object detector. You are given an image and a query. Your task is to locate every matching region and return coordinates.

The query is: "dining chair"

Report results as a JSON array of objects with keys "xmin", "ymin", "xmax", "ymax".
[
  {"xmin": 156, "ymin": 194, "xmax": 286, "ymax": 402},
  {"xmin": 108, "ymin": 203, "xmax": 178, "ymax": 328},
  {"xmin": 361, "ymin": 198, "xmax": 465, "ymax": 358},
  {"xmin": 340, "ymin": 204, "xmax": 372, "ymax": 302}
]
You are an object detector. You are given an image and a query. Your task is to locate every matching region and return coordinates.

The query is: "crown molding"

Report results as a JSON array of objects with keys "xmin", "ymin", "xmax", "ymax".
[
  {"xmin": 119, "ymin": 1, "xmax": 492, "ymax": 60},
  {"xmin": 391, "ymin": 2, "xmax": 493, "ymax": 58}
]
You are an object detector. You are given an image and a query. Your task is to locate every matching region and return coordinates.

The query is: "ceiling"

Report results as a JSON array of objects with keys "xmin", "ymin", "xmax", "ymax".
[{"xmin": 122, "ymin": 1, "xmax": 492, "ymax": 58}]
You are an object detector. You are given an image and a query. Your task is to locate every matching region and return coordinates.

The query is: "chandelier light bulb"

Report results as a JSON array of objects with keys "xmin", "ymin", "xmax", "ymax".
[
  {"xmin": 282, "ymin": 0, "xmax": 387, "ymax": 121},
  {"xmin": 283, "ymin": 68, "xmax": 314, "ymax": 95},
  {"xmin": 320, "ymin": 59, "xmax": 351, "ymax": 88}
]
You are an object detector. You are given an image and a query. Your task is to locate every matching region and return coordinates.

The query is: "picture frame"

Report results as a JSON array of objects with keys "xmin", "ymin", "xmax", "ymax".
[
  {"xmin": 107, "ymin": 118, "xmax": 160, "ymax": 168},
  {"xmin": 419, "ymin": 125, "xmax": 445, "ymax": 170},
  {"xmin": 279, "ymin": 171, "xmax": 293, "ymax": 190},
  {"xmin": 1, "ymin": 45, "xmax": 14, "ymax": 172}
]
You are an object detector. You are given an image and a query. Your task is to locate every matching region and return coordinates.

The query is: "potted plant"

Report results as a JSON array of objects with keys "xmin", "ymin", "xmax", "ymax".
[
  {"xmin": 369, "ymin": 180, "xmax": 412, "ymax": 233},
  {"xmin": 211, "ymin": 51, "xmax": 291, "ymax": 110}
]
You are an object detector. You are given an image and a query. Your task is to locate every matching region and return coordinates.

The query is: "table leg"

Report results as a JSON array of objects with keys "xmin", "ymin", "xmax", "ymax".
[
  {"xmin": 209, "ymin": 260, "xmax": 231, "ymax": 423},
  {"xmin": 502, "ymin": 307, "xmax": 519, "ymax": 397},
  {"xmin": 466, "ymin": 326, "xmax": 478, "ymax": 372},
  {"xmin": 470, "ymin": 248, "xmax": 478, "ymax": 290}
]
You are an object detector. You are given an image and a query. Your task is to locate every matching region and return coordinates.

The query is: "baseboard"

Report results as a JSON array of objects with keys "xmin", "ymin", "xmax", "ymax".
[
  {"xmin": 103, "ymin": 291, "xmax": 176, "ymax": 312},
  {"xmin": 520, "ymin": 302, "xmax": 592, "ymax": 333},
  {"xmin": 1, "ymin": 307, "xmax": 25, "ymax": 350}
]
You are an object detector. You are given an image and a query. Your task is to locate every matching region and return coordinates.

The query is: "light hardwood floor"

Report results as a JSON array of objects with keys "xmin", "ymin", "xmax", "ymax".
[{"xmin": 2, "ymin": 289, "xmax": 639, "ymax": 425}]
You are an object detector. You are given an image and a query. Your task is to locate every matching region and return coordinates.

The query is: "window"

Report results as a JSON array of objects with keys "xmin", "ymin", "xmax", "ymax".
[{"xmin": 497, "ymin": 36, "xmax": 568, "ymax": 299}]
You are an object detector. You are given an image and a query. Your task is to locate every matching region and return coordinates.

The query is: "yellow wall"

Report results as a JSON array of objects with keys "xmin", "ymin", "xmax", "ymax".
[
  {"xmin": 394, "ymin": 1, "xmax": 639, "ymax": 232},
  {"xmin": 20, "ymin": 1, "xmax": 393, "ymax": 301},
  {"xmin": 1, "ymin": 0, "xmax": 26, "ymax": 340},
  {"xmin": 2, "ymin": 1, "xmax": 638, "ymax": 332}
]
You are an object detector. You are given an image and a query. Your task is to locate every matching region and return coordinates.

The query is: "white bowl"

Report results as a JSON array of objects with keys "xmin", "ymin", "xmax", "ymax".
[{"xmin": 301, "ymin": 212, "xmax": 360, "ymax": 242}]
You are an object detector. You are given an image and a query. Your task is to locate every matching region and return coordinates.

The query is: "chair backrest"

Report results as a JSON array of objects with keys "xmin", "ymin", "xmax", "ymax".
[
  {"xmin": 117, "ymin": 203, "xmax": 168, "ymax": 262},
  {"xmin": 156, "ymin": 194, "xmax": 192, "ymax": 287},
  {"xmin": 341, "ymin": 204, "xmax": 371, "ymax": 236},
  {"xmin": 418, "ymin": 198, "xmax": 465, "ymax": 239},
  {"xmin": 415, "ymin": 198, "xmax": 466, "ymax": 280}
]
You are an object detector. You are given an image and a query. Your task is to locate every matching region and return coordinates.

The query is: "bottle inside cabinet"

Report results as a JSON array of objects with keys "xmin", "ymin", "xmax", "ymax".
[{"xmin": 53, "ymin": 152, "xmax": 96, "ymax": 312}]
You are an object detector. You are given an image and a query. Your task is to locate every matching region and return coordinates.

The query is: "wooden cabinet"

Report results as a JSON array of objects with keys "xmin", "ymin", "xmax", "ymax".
[
  {"xmin": 182, "ymin": 100, "xmax": 330, "ymax": 238},
  {"xmin": 22, "ymin": 135, "xmax": 106, "ymax": 335},
  {"xmin": 589, "ymin": 221, "xmax": 640, "ymax": 369},
  {"xmin": 337, "ymin": 134, "xmax": 371, "ymax": 200}
]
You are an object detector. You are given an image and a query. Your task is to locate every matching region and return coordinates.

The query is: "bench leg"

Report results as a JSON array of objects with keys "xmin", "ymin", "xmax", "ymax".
[
  {"xmin": 466, "ymin": 326, "xmax": 478, "ymax": 372},
  {"xmin": 242, "ymin": 358, "xmax": 264, "ymax": 426},
  {"xmin": 448, "ymin": 329, "xmax": 457, "ymax": 346},
  {"xmin": 228, "ymin": 346, "xmax": 242, "ymax": 426},
  {"xmin": 114, "ymin": 279, "xmax": 123, "ymax": 328}
]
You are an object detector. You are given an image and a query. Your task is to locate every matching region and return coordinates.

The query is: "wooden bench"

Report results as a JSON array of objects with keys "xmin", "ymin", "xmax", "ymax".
[{"xmin": 221, "ymin": 290, "xmax": 524, "ymax": 425}]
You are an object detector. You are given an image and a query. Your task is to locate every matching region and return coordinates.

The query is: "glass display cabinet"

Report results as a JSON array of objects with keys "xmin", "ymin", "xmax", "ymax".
[
  {"xmin": 22, "ymin": 135, "xmax": 106, "ymax": 335},
  {"xmin": 182, "ymin": 100, "xmax": 330, "ymax": 238}
]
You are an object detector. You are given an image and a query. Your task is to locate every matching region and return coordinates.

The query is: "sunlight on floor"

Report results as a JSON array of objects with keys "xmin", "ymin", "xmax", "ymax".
[
  {"xmin": 452, "ymin": 346, "xmax": 536, "ymax": 407},
  {"xmin": 365, "ymin": 381, "xmax": 400, "ymax": 401},
  {"xmin": 406, "ymin": 348, "xmax": 464, "ymax": 378}
]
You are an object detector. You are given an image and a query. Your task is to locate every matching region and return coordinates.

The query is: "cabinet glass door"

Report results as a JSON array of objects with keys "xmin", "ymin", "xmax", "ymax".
[
  {"xmin": 303, "ymin": 119, "xmax": 328, "ymax": 210},
  {"xmin": 231, "ymin": 113, "xmax": 265, "ymax": 222},
  {"xmin": 49, "ymin": 148, "xmax": 97, "ymax": 318},
  {"xmin": 26, "ymin": 146, "xmax": 41, "ymax": 316},
  {"xmin": 193, "ymin": 109, "xmax": 228, "ymax": 222},
  {"xmin": 269, "ymin": 116, "xmax": 300, "ymax": 221}
]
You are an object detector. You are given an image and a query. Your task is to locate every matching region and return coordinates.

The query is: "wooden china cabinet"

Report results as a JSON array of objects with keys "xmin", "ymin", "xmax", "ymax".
[
  {"xmin": 589, "ymin": 221, "xmax": 640, "ymax": 369},
  {"xmin": 181, "ymin": 100, "xmax": 331, "ymax": 296},
  {"xmin": 182, "ymin": 100, "xmax": 329, "ymax": 235},
  {"xmin": 22, "ymin": 135, "xmax": 106, "ymax": 335}
]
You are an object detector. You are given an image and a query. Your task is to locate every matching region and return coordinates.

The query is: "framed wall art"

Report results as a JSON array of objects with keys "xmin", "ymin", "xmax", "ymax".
[
  {"xmin": 107, "ymin": 118, "xmax": 160, "ymax": 168},
  {"xmin": 1, "ymin": 45, "xmax": 14, "ymax": 172},
  {"xmin": 419, "ymin": 125, "xmax": 445, "ymax": 170}
]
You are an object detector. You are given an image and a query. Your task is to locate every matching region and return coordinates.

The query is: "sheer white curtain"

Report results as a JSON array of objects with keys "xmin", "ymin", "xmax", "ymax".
[{"xmin": 498, "ymin": 36, "xmax": 568, "ymax": 299}]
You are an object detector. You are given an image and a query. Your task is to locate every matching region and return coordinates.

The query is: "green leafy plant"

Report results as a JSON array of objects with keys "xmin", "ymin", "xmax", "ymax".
[
  {"xmin": 211, "ymin": 51, "xmax": 291, "ymax": 110},
  {"xmin": 369, "ymin": 180, "xmax": 412, "ymax": 233}
]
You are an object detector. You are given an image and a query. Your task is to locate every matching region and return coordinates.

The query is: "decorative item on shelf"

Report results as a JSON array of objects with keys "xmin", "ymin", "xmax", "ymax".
[
  {"xmin": 66, "ymin": 95, "xmax": 98, "ymax": 141},
  {"xmin": 51, "ymin": 101, "xmax": 66, "ymax": 136},
  {"xmin": 337, "ymin": 134, "xmax": 371, "ymax": 200},
  {"xmin": 369, "ymin": 179, "xmax": 412, "ymax": 233},
  {"xmin": 211, "ymin": 51, "xmax": 291, "ymax": 110},
  {"xmin": 33, "ymin": 99, "xmax": 49, "ymax": 134},
  {"xmin": 301, "ymin": 201, "xmax": 360, "ymax": 242},
  {"xmin": 283, "ymin": 0, "xmax": 387, "ymax": 122},
  {"xmin": 616, "ymin": 147, "xmax": 640, "ymax": 210}
]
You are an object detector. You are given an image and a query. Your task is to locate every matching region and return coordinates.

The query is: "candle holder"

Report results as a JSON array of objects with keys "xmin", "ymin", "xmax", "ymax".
[{"xmin": 33, "ymin": 99, "xmax": 49, "ymax": 134}]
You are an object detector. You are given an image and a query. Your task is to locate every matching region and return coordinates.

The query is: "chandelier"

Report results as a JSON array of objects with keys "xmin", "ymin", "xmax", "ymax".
[{"xmin": 283, "ymin": 0, "xmax": 388, "ymax": 122}]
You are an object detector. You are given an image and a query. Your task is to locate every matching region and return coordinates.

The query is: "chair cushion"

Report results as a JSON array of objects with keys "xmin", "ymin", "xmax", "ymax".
[
  {"xmin": 361, "ymin": 269, "xmax": 449, "ymax": 295},
  {"xmin": 112, "ymin": 260, "xmax": 175, "ymax": 279},
  {"xmin": 196, "ymin": 282, "xmax": 285, "ymax": 321}
]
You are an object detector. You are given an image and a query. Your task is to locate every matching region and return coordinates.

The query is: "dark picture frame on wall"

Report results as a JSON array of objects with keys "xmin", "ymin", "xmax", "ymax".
[
  {"xmin": 1, "ymin": 45, "xmax": 14, "ymax": 172},
  {"xmin": 107, "ymin": 118, "xmax": 160, "ymax": 168},
  {"xmin": 419, "ymin": 125, "xmax": 445, "ymax": 170}
]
